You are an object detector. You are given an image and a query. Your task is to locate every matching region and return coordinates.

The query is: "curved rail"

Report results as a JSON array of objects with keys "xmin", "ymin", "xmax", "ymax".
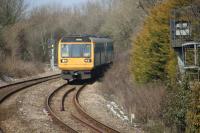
[
  {"xmin": 71, "ymin": 113, "xmax": 102, "ymax": 133},
  {"xmin": 0, "ymin": 74, "xmax": 60, "ymax": 89},
  {"xmin": 45, "ymin": 84, "xmax": 78, "ymax": 133},
  {"xmin": 74, "ymin": 85, "xmax": 121, "ymax": 133},
  {"xmin": 0, "ymin": 74, "xmax": 60, "ymax": 103},
  {"xmin": 61, "ymin": 87, "xmax": 76, "ymax": 111}
]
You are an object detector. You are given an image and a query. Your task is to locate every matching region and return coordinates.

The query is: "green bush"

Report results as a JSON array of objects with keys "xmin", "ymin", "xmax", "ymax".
[
  {"xmin": 131, "ymin": 1, "xmax": 174, "ymax": 83},
  {"xmin": 162, "ymin": 79, "xmax": 190, "ymax": 132},
  {"xmin": 186, "ymin": 83, "xmax": 200, "ymax": 133}
]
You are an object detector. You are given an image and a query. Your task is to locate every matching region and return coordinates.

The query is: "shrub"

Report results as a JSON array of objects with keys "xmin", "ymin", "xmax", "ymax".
[
  {"xmin": 0, "ymin": 58, "xmax": 44, "ymax": 78},
  {"xmin": 131, "ymin": 1, "xmax": 172, "ymax": 83},
  {"xmin": 132, "ymin": 83, "xmax": 166, "ymax": 122},
  {"xmin": 101, "ymin": 50, "xmax": 166, "ymax": 125},
  {"xmin": 186, "ymin": 83, "xmax": 200, "ymax": 132},
  {"xmin": 162, "ymin": 79, "xmax": 190, "ymax": 132}
]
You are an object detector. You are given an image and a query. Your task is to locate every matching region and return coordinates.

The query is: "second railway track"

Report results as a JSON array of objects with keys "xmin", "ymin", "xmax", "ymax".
[
  {"xmin": 45, "ymin": 81, "xmax": 120, "ymax": 133},
  {"xmin": 0, "ymin": 74, "xmax": 61, "ymax": 104}
]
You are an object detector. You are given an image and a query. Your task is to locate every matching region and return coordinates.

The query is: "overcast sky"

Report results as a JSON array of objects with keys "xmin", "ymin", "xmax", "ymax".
[{"xmin": 25, "ymin": 0, "xmax": 88, "ymax": 9}]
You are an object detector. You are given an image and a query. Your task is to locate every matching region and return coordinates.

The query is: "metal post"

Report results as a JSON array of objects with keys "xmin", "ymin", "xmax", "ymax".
[
  {"xmin": 198, "ymin": 69, "xmax": 199, "ymax": 82},
  {"xmin": 51, "ymin": 44, "xmax": 55, "ymax": 71},
  {"xmin": 173, "ymin": 9, "xmax": 176, "ymax": 47},
  {"xmin": 49, "ymin": 33, "xmax": 55, "ymax": 71},
  {"xmin": 183, "ymin": 46, "xmax": 186, "ymax": 66},
  {"xmin": 194, "ymin": 44, "xmax": 197, "ymax": 66}
]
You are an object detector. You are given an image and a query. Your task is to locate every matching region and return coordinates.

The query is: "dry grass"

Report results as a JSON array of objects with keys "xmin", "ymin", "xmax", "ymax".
[
  {"xmin": 0, "ymin": 57, "xmax": 44, "ymax": 79},
  {"xmin": 101, "ymin": 50, "xmax": 166, "ymax": 123},
  {"xmin": 131, "ymin": 83, "xmax": 165, "ymax": 122}
]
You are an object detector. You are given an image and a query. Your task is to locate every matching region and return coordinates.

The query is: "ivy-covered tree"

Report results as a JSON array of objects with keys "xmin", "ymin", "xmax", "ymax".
[
  {"xmin": 132, "ymin": 0, "xmax": 173, "ymax": 83},
  {"xmin": 131, "ymin": 0, "xmax": 193, "ymax": 83},
  {"xmin": 186, "ymin": 83, "xmax": 200, "ymax": 133},
  {"xmin": 162, "ymin": 79, "xmax": 190, "ymax": 132}
]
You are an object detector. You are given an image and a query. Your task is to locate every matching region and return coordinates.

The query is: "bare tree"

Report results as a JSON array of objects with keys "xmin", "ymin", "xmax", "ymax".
[
  {"xmin": 0, "ymin": 0, "xmax": 25, "ymax": 63},
  {"xmin": 138, "ymin": 0, "xmax": 162, "ymax": 14},
  {"xmin": 0, "ymin": 0, "xmax": 25, "ymax": 26}
]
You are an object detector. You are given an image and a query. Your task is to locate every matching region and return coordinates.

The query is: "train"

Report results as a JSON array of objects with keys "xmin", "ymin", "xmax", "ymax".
[{"xmin": 58, "ymin": 35, "xmax": 114, "ymax": 80}]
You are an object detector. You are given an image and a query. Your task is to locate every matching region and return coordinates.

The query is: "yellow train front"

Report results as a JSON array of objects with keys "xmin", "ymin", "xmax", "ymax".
[{"xmin": 58, "ymin": 35, "xmax": 114, "ymax": 80}]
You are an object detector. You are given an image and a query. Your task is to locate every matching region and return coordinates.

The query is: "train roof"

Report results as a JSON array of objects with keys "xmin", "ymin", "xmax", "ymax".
[
  {"xmin": 90, "ymin": 37, "xmax": 112, "ymax": 43},
  {"xmin": 60, "ymin": 35, "xmax": 112, "ymax": 43}
]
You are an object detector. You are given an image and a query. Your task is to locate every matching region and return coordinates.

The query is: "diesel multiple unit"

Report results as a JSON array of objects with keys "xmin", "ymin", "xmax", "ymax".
[{"xmin": 58, "ymin": 35, "xmax": 114, "ymax": 80}]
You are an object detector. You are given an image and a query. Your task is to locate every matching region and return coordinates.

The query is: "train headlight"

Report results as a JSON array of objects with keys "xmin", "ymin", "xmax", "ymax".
[
  {"xmin": 61, "ymin": 59, "xmax": 68, "ymax": 63},
  {"xmin": 84, "ymin": 59, "xmax": 92, "ymax": 63}
]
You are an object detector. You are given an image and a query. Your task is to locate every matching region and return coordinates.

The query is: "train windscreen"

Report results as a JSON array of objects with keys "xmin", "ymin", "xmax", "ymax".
[{"xmin": 61, "ymin": 44, "xmax": 91, "ymax": 58}]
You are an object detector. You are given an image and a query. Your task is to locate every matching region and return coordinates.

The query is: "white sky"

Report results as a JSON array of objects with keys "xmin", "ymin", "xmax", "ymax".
[{"xmin": 25, "ymin": 0, "xmax": 88, "ymax": 9}]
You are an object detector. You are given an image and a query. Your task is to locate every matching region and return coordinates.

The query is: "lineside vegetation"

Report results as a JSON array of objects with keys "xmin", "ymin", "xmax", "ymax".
[{"xmin": 132, "ymin": 0, "xmax": 200, "ymax": 132}]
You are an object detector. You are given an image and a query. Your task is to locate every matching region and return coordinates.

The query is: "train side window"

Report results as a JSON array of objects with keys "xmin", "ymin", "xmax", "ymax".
[
  {"xmin": 95, "ymin": 43, "xmax": 101, "ymax": 53},
  {"xmin": 100, "ymin": 43, "xmax": 104, "ymax": 51},
  {"xmin": 111, "ymin": 44, "xmax": 114, "ymax": 51},
  {"xmin": 107, "ymin": 43, "xmax": 112, "ymax": 52}
]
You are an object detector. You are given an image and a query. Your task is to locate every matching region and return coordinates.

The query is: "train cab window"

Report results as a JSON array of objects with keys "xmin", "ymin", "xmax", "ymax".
[
  {"xmin": 83, "ymin": 44, "xmax": 91, "ymax": 57},
  {"xmin": 71, "ymin": 44, "xmax": 82, "ymax": 57},
  {"xmin": 61, "ymin": 44, "xmax": 70, "ymax": 57},
  {"xmin": 61, "ymin": 44, "xmax": 91, "ymax": 58}
]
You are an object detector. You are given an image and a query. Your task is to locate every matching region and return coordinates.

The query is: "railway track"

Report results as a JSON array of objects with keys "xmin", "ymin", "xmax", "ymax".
[
  {"xmin": 45, "ymin": 83, "xmax": 78, "ymax": 133},
  {"xmin": 0, "ymin": 75, "xmax": 122, "ymax": 132},
  {"xmin": 45, "ymin": 82, "xmax": 120, "ymax": 133},
  {"xmin": 74, "ymin": 85, "xmax": 120, "ymax": 133},
  {"xmin": 0, "ymin": 74, "xmax": 60, "ymax": 104}
]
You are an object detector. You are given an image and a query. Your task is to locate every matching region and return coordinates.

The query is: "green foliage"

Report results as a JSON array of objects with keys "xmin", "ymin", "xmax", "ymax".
[
  {"xmin": 186, "ymin": 83, "xmax": 200, "ymax": 133},
  {"xmin": 131, "ymin": 0, "xmax": 194, "ymax": 83},
  {"xmin": 131, "ymin": 1, "xmax": 200, "ymax": 132},
  {"xmin": 162, "ymin": 79, "xmax": 191, "ymax": 132},
  {"xmin": 131, "ymin": 1, "xmax": 174, "ymax": 83}
]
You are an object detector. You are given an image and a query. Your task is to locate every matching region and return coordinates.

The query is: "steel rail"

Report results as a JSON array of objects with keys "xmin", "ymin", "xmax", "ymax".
[
  {"xmin": 0, "ymin": 74, "xmax": 60, "ymax": 89},
  {"xmin": 60, "ymin": 87, "xmax": 76, "ymax": 111},
  {"xmin": 45, "ymin": 84, "xmax": 78, "ymax": 133},
  {"xmin": 0, "ymin": 74, "xmax": 60, "ymax": 103},
  {"xmin": 74, "ymin": 85, "xmax": 121, "ymax": 133},
  {"xmin": 71, "ymin": 113, "xmax": 102, "ymax": 133},
  {"xmin": 46, "ymin": 83, "xmax": 103, "ymax": 133}
]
